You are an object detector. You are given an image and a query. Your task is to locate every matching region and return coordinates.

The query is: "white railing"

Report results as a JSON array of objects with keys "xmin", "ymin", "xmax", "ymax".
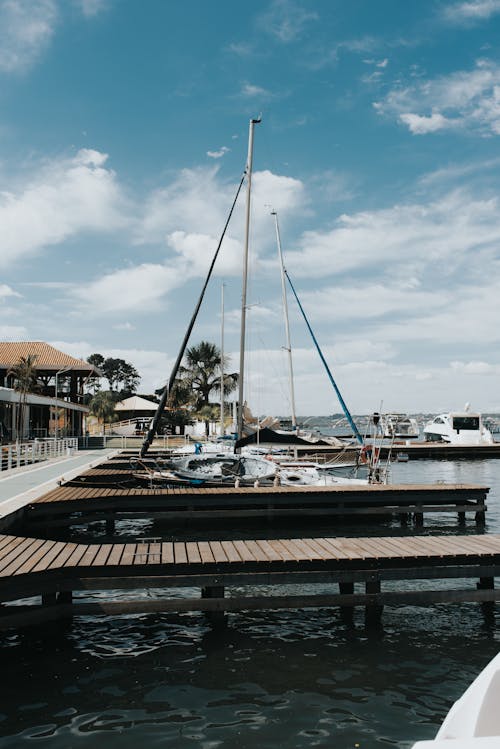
[
  {"xmin": 97, "ymin": 434, "xmax": 192, "ymax": 450},
  {"xmin": 0, "ymin": 437, "xmax": 78, "ymax": 472}
]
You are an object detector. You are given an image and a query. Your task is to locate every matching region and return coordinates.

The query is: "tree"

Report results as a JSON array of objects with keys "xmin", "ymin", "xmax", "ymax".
[
  {"xmin": 86, "ymin": 354, "xmax": 141, "ymax": 398},
  {"xmin": 195, "ymin": 404, "xmax": 220, "ymax": 437},
  {"xmin": 8, "ymin": 355, "xmax": 39, "ymax": 439},
  {"xmin": 88, "ymin": 391, "xmax": 117, "ymax": 433},
  {"xmin": 178, "ymin": 341, "xmax": 237, "ymax": 411},
  {"xmin": 87, "ymin": 353, "xmax": 105, "ymax": 370}
]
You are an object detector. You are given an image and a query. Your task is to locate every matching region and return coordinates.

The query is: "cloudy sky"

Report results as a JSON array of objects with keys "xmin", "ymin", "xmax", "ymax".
[{"xmin": 2, "ymin": 0, "xmax": 500, "ymax": 416}]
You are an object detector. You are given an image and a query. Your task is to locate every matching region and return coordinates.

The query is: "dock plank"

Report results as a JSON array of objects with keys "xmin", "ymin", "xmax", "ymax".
[
  {"xmin": 209, "ymin": 541, "xmax": 228, "ymax": 563},
  {"xmin": 161, "ymin": 542, "xmax": 174, "ymax": 565},
  {"xmin": 220, "ymin": 541, "xmax": 242, "ymax": 563},
  {"xmin": 174, "ymin": 542, "xmax": 187, "ymax": 565}
]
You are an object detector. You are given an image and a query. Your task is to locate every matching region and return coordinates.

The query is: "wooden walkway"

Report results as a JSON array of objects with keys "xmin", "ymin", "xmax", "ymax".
[
  {"xmin": 1, "ymin": 531, "xmax": 500, "ymax": 628},
  {"xmin": 23, "ymin": 481, "xmax": 488, "ymax": 528}
]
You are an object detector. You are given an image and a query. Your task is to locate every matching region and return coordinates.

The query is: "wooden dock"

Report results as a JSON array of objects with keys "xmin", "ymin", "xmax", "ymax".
[
  {"xmin": 21, "ymin": 481, "xmax": 489, "ymax": 528},
  {"xmin": 0, "ymin": 531, "xmax": 499, "ymax": 629},
  {"xmin": 0, "ymin": 449, "xmax": 494, "ymax": 631}
]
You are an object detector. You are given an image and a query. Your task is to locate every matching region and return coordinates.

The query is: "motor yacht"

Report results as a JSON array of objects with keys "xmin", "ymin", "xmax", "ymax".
[
  {"xmin": 423, "ymin": 405, "xmax": 493, "ymax": 445},
  {"xmin": 378, "ymin": 413, "xmax": 419, "ymax": 439}
]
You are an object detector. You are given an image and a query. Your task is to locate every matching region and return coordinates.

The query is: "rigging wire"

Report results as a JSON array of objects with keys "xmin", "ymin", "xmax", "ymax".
[
  {"xmin": 140, "ymin": 169, "xmax": 247, "ymax": 457},
  {"xmin": 284, "ymin": 268, "xmax": 364, "ymax": 446}
]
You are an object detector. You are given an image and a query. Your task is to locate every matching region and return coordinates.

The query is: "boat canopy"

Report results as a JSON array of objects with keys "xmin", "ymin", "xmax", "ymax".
[{"xmin": 235, "ymin": 426, "xmax": 342, "ymax": 448}]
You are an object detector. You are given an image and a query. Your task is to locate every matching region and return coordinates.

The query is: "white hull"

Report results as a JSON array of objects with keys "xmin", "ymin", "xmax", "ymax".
[
  {"xmin": 412, "ymin": 652, "xmax": 500, "ymax": 747},
  {"xmin": 379, "ymin": 413, "xmax": 419, "ymax": 439},
  {"xmin": 423, "ymin": 410, "xmax": 493, "ymax": 446}
]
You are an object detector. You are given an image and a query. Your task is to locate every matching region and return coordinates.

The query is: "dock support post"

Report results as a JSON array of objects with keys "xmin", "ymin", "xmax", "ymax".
[
  {"xmin": 414, "ymin": 511, "xmax": 423, "ymax": 526},
  {"xmin": 475, "ymin": 508, "xmax": 486, "ymax": 526},
  {"xmin": 106, "ymin": 517, "xmax": 115, "ymax": 535},
  {"xmin": 57, "ymin": 590, "xmax": 73, "ymax": 605},
  {"xmin": 339, "ymin": 582, "xmax": 354, "ymax": 626},
  {"xmin": 477, "ymin": 576, "xmax": 495, "ymax": 625},
  {"xmin": 201, "ymin": 585, "xmax": 226, "ymax": 627},
  {"xmin": 41, "ymin": 593, "xmax": 57, "ymax": 606},
  {"xmin": 458, "ymin": 511, "xmax": 466, "ymax": 526},
  {"xmin": 365, "ymin": 580, "xmax": 383, "ymax": 629}
]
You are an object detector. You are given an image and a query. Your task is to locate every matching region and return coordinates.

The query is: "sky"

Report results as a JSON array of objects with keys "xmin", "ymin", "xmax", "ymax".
[{"xmin": 2, "ymin": 0, "xmax": 500, "ymax": 417}]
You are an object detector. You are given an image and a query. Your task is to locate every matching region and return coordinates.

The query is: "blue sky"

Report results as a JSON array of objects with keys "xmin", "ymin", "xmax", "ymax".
[{"xmin": 2, "ymin": 0, "xmax": 500, "ymax": 416}]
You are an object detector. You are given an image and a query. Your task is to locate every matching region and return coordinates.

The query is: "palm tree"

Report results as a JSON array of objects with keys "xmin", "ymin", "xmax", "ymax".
[
  {"xmin": 177, "ymin": 341, "xmax": 238, "ymax": 436},
  {"xmin": 8, "ymin": 355, "xmax": 39, "ymax": 439},
  {"xmin": 88, "ymin": 391, "xmax": 117, "ymax": 434},
  {"xmin": 178, "ymin": 341, "xmax": 237, "ymax": 410}
]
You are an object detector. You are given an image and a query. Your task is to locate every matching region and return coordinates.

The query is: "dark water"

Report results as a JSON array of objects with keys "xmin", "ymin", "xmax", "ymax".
[{"xmin": 1, "ymin": 459, "xmax": 500, "ymax": 748}]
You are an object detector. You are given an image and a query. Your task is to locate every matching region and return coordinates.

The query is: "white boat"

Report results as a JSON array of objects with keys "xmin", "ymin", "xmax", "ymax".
[
  {"xmin": 379, "ymin": 413, "xmax": 419, "ymax": 439},
  {"xmin": 423, "ymin": 405, "xmax": 493, "ymax": 445},
  {"xmin": 133, "ymin": 453, "xmax": 277, "ymax": 487},
  {"xmin": 412, "ymin": 652, "xmax": 500, "ymax": 747}
]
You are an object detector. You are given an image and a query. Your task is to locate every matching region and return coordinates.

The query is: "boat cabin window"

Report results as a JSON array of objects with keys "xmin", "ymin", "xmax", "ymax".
[
  {"xmin": 434, "ymin": 417, "xmax": 445, "ymax": 424},
  {"xmin": 452, "ymin": 416, "xmax": 480, "ymax": 431}
]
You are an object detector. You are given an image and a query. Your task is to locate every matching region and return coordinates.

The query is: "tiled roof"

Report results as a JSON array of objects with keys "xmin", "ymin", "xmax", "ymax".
[{"xmin": 0, "ymin": 342, "xmax": 99, "ymax": 373}]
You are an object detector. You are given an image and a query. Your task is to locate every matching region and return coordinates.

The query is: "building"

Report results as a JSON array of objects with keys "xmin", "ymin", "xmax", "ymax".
[{"xmin": 0, "ymin": 342, "xmax": 100, "ymax": 441}]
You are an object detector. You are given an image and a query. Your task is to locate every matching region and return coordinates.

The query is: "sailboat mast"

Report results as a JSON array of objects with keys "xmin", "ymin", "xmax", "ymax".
[
  {"xmin": 237, "ymin": 116, "xmax": 261, "ymax": 444},
  {"xmin": 271, "ymin": 210, "xmax": 297, "ymax": 430},
  {"xmin": 220, "ymin": 282, "xmax": 225, "ymax": 437}
]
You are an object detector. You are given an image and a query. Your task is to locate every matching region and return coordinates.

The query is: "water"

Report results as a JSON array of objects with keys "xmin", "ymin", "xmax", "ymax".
[{"xmin": 1, "ymin": 459, "xmax": 500, "ymax": 748}]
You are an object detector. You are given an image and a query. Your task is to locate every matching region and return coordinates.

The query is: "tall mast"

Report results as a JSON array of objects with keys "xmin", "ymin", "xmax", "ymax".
[
  {"xmin": 271, "ymin": 209, "xmax": 297, "ymax": 430},
  {"xmin": 220, "ymin": 282, "xmax": 225, "ymax": 437},
  {"xmin": 237, "ymin": 116, "xmax": 261, "ymax": 444}
]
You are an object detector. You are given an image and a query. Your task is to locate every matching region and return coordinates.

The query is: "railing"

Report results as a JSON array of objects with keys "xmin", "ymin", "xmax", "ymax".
[
  {"xmin": 93, "ymin": 434, "xmax": 192, "ymax": 450},
  {"xmin": 0, "ymin": 438, "xmax": 78, "ymax": 472}
]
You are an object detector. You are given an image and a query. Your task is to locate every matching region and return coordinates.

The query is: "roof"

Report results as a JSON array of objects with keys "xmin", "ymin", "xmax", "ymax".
[
  {"xmin": 0, "ymin": 342, "xmax": 99, "ymax": 374},
  {"xmin": 115, "ymin": 395, "xmax": 159, "ymax": 412},
  {"xmin": 0, "ymin": 387, "xmax": 88, "ymax": 412}
]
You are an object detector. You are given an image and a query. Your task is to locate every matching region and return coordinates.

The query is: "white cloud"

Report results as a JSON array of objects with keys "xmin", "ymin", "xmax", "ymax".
[
  {"xmin": 240, "ymin": 82, "xmax": 272, "ymax": 98},
  {"xmin": 167, "ymin": 230, "xmax": 242, "ymax": 276},
  {"xmin": 207, "ymin": 146, "xmax": 230, "ymax": 159},
  {"xmin": 0, "ymin": 0, "xmax": 58, "ymax": 73},
  {"xmin": 140, "ymin": 165, "xmax": 305, "ymax": 262},
  {"xmin": 376, "ymin": 60, "xmax": 500, "ymax": 135},
  {"xmin": 450, "ymin": 360, "xmax": 500, "ymax": 374},
  {"xmin": 283, "ymin": 188, "xmax": 500, "ymax": 279},
  {"xmin": 71, "ymin": 262, "xmax": 184, "ymax": 315},
  {"xmin": 399, "ymin": 111, "xmax": 451, "ymax": 134},
  {"xmin": 0, "ymin": 284, "xmax": 20, "ymax": 299},
  {"xmin": 76, "ymin": 0, "xmax": 108, "ymax": 17},
  {"xmin": 0, "ymin": 148, "xmax": 130, "ymax": 267},
  {"xmin": 0, "ymin": 324, "xmax": 27, "ymax": 339},
  {"xmin": 139, "ymin": 166, "xmax": 231, "ymax": 245},
  {"xmin": 444, "ymin": 0, "xmax": 500, "ymax": 22},
  {"xmin": 299, "ymin": 282, "xmax": 445, "ymax": 322},
  {"xmin": 258, "ymin": 0, "xmax": 318, "ymax": 42}
]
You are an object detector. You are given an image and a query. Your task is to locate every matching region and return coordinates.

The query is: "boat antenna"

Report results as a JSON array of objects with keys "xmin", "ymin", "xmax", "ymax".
[
  {"xmin": 236, "ymin": 116, "xmax": 261, "ymax": 449},
  {"xmin": 140, "ymin": 168, "xmax": 248, "ymax": 458},
  {"xmin": 284, "ymin": 268, "xmax": 364, "ymax": 446}
]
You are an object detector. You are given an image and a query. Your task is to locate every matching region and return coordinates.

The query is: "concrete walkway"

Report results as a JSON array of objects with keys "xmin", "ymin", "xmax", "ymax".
[{"xmin": 0, "ymin": 449, "xmax": 117, "ymax": 523}]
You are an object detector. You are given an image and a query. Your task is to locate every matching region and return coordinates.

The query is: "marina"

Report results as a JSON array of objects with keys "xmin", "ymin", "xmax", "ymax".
[{"xmin": 0, "ymin": 449, "xmax": 494, "ymax": 636}]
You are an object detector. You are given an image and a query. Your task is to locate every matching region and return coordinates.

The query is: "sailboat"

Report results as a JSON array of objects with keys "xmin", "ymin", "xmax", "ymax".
[{"xmin": 140, "ymin": 118, "xmax": 372, "ymax": 487}]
